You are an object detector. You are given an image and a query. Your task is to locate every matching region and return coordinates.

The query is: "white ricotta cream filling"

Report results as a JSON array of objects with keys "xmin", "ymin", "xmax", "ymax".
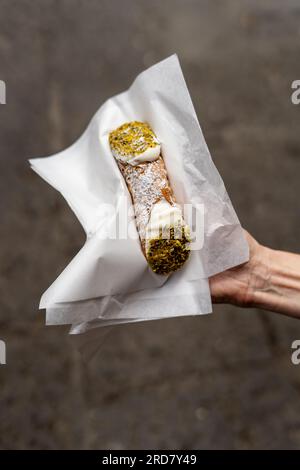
[
  {"xmin": 113, "ymin": 144, "xmax": 161, "ymax": 166},
  {"xmin": 145, "ymin": 200, "xmax": 185, "ymax": 240}
]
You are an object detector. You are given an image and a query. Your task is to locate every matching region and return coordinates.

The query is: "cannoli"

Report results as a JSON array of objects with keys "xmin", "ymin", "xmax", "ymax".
[{"xmin": 109, "ymin": 121, "xmax": 190, "ymax": 275}]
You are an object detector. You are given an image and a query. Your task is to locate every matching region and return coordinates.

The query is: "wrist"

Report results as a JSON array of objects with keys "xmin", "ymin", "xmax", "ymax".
[{"xmin": 250, "ymin": 244, "xmax": 300, "ymax": 317}]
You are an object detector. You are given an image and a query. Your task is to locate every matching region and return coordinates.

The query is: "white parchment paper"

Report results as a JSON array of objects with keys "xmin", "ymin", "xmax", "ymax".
[{"xmin": 30, "ymin": 55, "xmax": 249, "ymax": 332}]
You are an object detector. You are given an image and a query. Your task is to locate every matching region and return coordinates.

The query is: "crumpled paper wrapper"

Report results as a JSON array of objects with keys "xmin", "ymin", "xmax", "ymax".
[{"xmin": 30, "ymin": 54, "xmax": 249, "ymax": 334}]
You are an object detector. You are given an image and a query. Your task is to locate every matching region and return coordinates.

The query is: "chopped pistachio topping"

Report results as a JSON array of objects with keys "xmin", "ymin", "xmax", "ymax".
[
  {"xmin": 146, "ymin": 225, "xmax": 191, "ymax": 275},
  {"xmin": 109, "ymin": 121, "xmax": 159, "ymax": 160}
]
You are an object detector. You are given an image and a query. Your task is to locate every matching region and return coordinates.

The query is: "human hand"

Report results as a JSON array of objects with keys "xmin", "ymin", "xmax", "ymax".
[{"xmin": 209, "ymin": 230, "xmax": 300, "ymax": 317}]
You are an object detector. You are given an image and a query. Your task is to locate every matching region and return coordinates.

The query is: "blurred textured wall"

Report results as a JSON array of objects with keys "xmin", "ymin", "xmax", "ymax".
[{"xmin": 1, "ymin": 0, "xmax": 300, "ymax": 449}]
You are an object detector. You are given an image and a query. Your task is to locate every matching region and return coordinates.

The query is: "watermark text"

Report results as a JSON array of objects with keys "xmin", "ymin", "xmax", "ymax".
[
  {"xmin": 0, "ymin": 80, "xmax": 6, "ymax": 104},
  {"xmin": 91, "ymin": 198, "xmax": 204, "ymax": 251},
  {"xmin": 291, "ymin": 80, "xmax": 300, "ymax": 105},
  {"xmin": 0, "ymin": 340, "xmax": 6, "ymax": 365},
  {"xmin": 291, "ymin": 340, "xmax": 300, "ymax": 365}
]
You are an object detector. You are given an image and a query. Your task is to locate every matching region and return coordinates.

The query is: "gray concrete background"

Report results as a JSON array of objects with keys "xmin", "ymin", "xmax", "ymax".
[{"xmin": 1, "ymin": 0, "xmax": 300, "ymax": 449}]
